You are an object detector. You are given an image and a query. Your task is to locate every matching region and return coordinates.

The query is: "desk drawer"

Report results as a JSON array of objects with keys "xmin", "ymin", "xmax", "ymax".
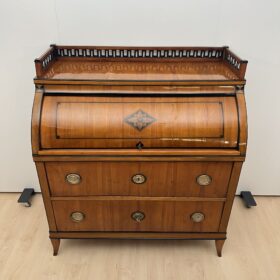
[
  {"xmin": 53, "ymin": 199, "xmax": 224, "ymax": 232},
  {"xmin": 46, "ymin": 162, "xmax": 232, "ymax": 197}
]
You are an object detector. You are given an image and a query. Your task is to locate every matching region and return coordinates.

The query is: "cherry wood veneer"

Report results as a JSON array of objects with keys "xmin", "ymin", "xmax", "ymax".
[
  {"xmin": 41, "ymin": 96, "xmax": 238, "ymax": 149},
  {"xmin": 46, "ymin": 161, "xmax": 232, "ymax": 197},
  {"xmin": 32, "ymin": 45, "xmax": 248, "ymax": 257},
  {"xmin": 53, "ymin": 200, "xmax": 224, "ymax": 232}
]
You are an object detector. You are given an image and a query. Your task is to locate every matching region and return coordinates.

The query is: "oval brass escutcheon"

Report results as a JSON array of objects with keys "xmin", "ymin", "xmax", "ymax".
[
  {"xmin": 66, "ymin": 173, "xmax": 81, "ymax": 185},
  {"xmin": 196, "ymin": 174, "xmax": 212, "ymax": 186},
  {"xmin": 191, "ymin": 212, "xmax": 205, "ymax": 223},
  {"xmin": 131, "ymin": 211, "xmax": 145, "ymax": 222},
  {"xmin": 70, "ymin": 211, "xmax": 85, "ymax": 222},
  {"xmin": 132, "ymin": 174, "xmax": 146, "ymax": 184}
]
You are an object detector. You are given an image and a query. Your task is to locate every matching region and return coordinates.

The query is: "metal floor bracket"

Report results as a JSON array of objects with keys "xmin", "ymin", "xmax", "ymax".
[
  {"xmin": 17, "ymin": 188, "xmax": 35, "ymax": 207},
  {"xmin": 240, "ymin": 191, "xmax": 257, "ymax": 208}
]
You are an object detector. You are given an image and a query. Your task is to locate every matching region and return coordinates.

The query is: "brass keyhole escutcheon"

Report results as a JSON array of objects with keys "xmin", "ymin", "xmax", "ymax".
[
  {"xmin": 132, "ymin": 174, "xmax": 146, "ymax": 184},
  {"xmin": 70, "ymin": 211, "xmax": 85, "ymax": 222},
  {"xmin": 136, "ymin": 141, "xmax": 144, "ymax": 150},
  {"xmin": 131, "ymin": 211, "xmax": 145, "ymax": 222},
  {"xmin": 196, "ymin": 174, "xmax": 212, "ymax": 186},
  {"xmin": 191, "ymin": 212, "xmax": 205, "ymax": 223},
  {"xmin": 66, "ymin": 173, "xmax": 81, "ymax": 185}
]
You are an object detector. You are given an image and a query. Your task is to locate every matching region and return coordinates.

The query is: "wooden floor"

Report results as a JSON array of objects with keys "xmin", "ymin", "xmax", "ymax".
[{"xmin": 0, "ymin": 194, "xmax": 279, "ymax": 280}]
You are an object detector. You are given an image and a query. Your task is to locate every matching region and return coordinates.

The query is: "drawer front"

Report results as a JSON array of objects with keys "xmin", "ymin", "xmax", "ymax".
[
  {"xmin": 53, "ymin": 200, "xmax": 224, "ymax": 232},
  {"xmin": 46, "ymin": 162, "xmax": 232, "ymax": 197}
]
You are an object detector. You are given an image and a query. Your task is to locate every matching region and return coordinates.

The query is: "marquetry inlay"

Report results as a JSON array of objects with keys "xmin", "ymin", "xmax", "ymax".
[{"xmin": 124, "ymin": 109, "xmax": 156, "ymax": 131}]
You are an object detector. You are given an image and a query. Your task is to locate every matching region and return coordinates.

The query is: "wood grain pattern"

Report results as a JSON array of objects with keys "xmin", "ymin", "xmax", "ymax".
[
  {"xmin": 34, "ymin": 45, "xmax": 247, "ymax": 83},
  {"xmin": 35, "ymin": 78, "xmax": 246, "ymax": 86},
  {"xmin": 236, "ymin": 88, "xmax": 248, "ymax": 155},
  {"xmin": 50, "ymin": 196, "xmax": 226, "ymax": 202},
  {"xmin": 35, "ymin": 162, "xmax": 57, "ymax": 231},
  {"xmin": 219, "ymin": 162, "xmax": 243, "ymax": 232},
  {"xmin": 215, "ymin": 239, "xmax": 226, "ymax": 257},
  {"xmin": 50, "ymin": 238, "xmax": 60, "ymax": 256},
  {"xmin": 32, "ymin": 45, "xmax": 248, "ymax": 257},
  {"xmin": 40, "ymin": 96, "xmax": 239, "ymax": 149},
  {"xmin": 45, "ymin": 161, "xmax": 232, "ymax": 197},
  {"xmin": 36, "ymin": 149, "xmax": 241, "ymax": 157},
  {"xmin": 31, "ymin": 88, "xmax": 43, "ymax": 154},
  {"xmin": 49, "ymin": 231, "xmax": 226, "ymax": 240},
  {"xmin": 42, "ymin": 60, "xmax": 239, "ymax": 81},
  {"xmin": 52, "ymin": 200, "xmax": 224, "ymax": 232},
  {"xmin": 44, "ymin": 84, "xmax": 237, "ymax": 94}
]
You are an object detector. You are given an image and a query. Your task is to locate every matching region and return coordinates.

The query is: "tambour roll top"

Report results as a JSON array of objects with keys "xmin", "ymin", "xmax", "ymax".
[{"xmin": 40, "ymin": 95, "xmax": 239, "ymax": 149}]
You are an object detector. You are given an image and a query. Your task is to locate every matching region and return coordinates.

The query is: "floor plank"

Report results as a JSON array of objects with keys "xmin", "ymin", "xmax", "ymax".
[{"xmin": 0, "ymin": 194, "xmax": 279, "ymax": 280}]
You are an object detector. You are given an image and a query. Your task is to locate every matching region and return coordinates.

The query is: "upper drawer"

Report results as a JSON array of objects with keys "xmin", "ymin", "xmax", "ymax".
[
  {"xmin": 46, "ymin": 161, "xmax": 232, "ymax": 197},
  {"xmin": 40, "ymin": 96, "xmax": 238, "ymax": 149}
]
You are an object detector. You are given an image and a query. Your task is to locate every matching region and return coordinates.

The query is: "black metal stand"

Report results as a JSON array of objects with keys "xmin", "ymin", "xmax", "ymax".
[
  {"xmin": 17, "ymin": 188, "xmax": 35, "ymax": 207},
  {"xmin": 240, "ymin": 191, "xmax": 257, "ymax": 208}
]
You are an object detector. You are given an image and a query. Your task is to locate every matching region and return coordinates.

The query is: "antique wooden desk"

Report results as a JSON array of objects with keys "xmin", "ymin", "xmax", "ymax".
[{"xmin": 32, "ymin": 45, "xmax": 248, "ymax": 256}]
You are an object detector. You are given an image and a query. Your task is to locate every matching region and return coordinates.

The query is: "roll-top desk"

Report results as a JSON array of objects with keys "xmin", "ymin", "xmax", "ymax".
[{"xmin": 32, "ymin": 45, "xmax": 248, "ymax": 256}]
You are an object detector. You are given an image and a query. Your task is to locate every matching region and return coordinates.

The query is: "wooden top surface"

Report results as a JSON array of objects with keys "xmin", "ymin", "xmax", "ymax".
[
  {"xmin": 34, "ymin": 46, "xmax": 247, "ymax": 85},
  {"xmin": 41, "ymin": 59, "xmax": 239, "ymax": 81}
]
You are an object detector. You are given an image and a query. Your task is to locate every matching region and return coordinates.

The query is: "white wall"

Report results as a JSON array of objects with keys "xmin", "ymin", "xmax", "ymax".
[{"xmin": 0, "ymin": 0, "xmax": 279, "ymax": 194}]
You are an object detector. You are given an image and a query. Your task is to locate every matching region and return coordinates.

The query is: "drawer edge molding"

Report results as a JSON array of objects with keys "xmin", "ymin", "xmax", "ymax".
[
  {"xmin": 37, "ymin": 149, "xmax": 241, "ymax": 156},
  {"xmin": 49, "ymin": 231, "xmax": 227, "ymax": 240},
  {"xmin": 50, "ymin": 196, "xmax": 226, "ymax": 202},
  {"xmin": 33, "ymin": 155, "xmax": 245, "ymax": 162}
]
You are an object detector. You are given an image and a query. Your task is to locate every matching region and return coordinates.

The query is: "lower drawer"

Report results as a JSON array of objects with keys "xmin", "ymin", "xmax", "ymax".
[{"xmin": 52, "ymin": 200, "xmax": 224, "ymax": 232}]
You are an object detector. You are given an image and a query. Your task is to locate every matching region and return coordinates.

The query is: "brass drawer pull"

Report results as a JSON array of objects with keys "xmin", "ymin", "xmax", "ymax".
[
  {"xmin": 70, "ymin": 211, "xmax": 85, "ymax": 222},
  {"xmin": 191, "ymin": 212, "xmax": 205, "ymax": 223},
  {"xmin": 131, "ymin": 211, "xmax": 145, "ymax": 222},
  {"xmin": 196, "ymin": 174, "xmax": 212, "ymax": 186},
  {"xmin": 132, "ymin": 174, "xmax": 146, "ymax": 184},
  {"xmin": 66, "ymin": 173, "xmax": 81, "ymax": 185}
]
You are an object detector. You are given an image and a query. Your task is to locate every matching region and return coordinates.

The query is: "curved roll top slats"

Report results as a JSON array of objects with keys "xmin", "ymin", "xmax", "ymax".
[{"xmin": 39, "ymin": 95, "xmax": 239, "ymax": 149}]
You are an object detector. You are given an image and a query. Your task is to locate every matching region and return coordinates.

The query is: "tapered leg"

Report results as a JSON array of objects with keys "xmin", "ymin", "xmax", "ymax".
[
  {"xmin": 215, "ymin": 239, "xmax": 225, "ymax": 257},
  {"xmin": 50, "ymin": 238, "xmax": 60, "ymax": 256}
]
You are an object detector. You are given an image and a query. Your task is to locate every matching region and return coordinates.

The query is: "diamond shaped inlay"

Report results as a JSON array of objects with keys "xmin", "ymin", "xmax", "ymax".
[{"xmin": 124, "ymin": 109, "xmax": 156, "ymax": 131}]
